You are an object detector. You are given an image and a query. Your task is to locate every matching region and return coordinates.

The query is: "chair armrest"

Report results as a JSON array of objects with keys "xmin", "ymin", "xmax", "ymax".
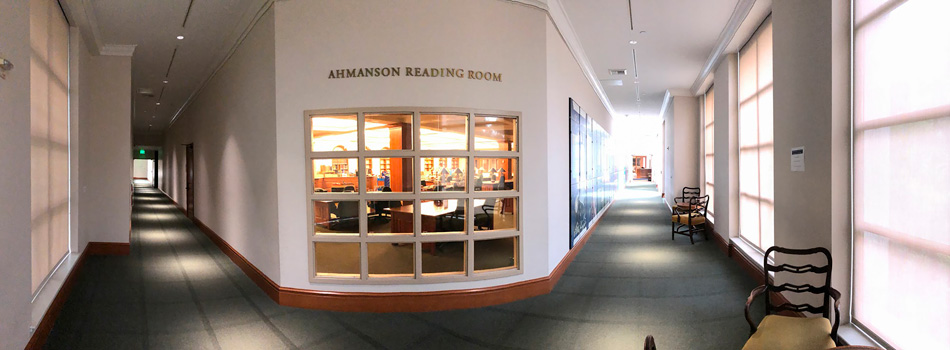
[
  {"xmin": 829, "ymin": 287, "xmax": 842, "ymax": 343},
  {"xmin": 745, "ymin": 285, "xmax": 767, "ymax": 334}
]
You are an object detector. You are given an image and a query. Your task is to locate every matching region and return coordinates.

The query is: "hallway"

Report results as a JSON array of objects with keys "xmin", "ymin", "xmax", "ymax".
[{"xmin": 46, "ymin": 184, "xmax": 762, "ymax": 349}]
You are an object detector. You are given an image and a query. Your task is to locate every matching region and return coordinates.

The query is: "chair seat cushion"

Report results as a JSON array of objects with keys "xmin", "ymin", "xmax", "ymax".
[
  {"xmin": 742, "ymin": 315, "xmax": 836, "ymax": 350},
  {"xmin": 671, "ymin": 214, "xmax": 705, "ymax": 225}
]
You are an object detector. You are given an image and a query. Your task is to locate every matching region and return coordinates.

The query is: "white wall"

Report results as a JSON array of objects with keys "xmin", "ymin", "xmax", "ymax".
[
  {"xmin": 77, "ymin": 41, "xmax": 132, "ymax": 247},
  {"xmin": 545, "ymin": 18, "xmax": 613, "ymax": 271},
  {"xmin": 133, "ymin": 159, "xmax": 149, "ymax": 178},
  {"xmin": 163, "ymin": 8, "xmax": 280, "ymax": 281},
  {"xmin": 0, "ymin": 0, "xmax": 37, "ymax": 347},
  {"xmin": 664, "ymin": 96, "xmax": 701, "ymax": 206},
  {"xmin": 275, "ymin": 0, "xmax": 548, "ymax": 292},
  {"xmin": 713, "ymin": 54, "xmax": 739, "ymax": 241}
]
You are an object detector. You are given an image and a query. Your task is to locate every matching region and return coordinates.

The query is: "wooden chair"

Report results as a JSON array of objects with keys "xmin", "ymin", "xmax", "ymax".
[
  {"xmin": 742, "ymin": 246, "xmax": 842, "ymax": 350},
  {"xmin": 671, "ymin": 195, "xmax": 708, "ymax": 244}
]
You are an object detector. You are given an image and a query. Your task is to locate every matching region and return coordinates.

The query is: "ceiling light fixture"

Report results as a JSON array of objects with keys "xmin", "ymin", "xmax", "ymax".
[
  {"xmin": 156, "ymin": 102, "xmax": 161, "ymax": 105},
  {"xmin": 163, "ymin": 80, "xmax": 168, "ymax": 84},
  {"xmin": 176, "ymin": 35, "xmax": 185, "ymax": 40},
  {"xmin": 629, "ymin": 40, "xmax": 637, "ymax": 45}
]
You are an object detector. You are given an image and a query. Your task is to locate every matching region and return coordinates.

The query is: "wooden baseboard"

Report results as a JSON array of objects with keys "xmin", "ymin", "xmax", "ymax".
[
  {"xmin": 84, "ymin": 242, "xmax": 131, "ymax": 256},
  {"xmin": 25, "ymin": 241, "xmax": 132, "ymax": 349},
  {"xmin": 161, "ymin": 191, "xmax": 609, "ymax": 312}
]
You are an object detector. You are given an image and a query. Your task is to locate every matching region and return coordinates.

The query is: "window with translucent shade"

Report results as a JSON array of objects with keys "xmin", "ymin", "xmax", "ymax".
[
  {"xmin": 737, "ymin": 17, "xmax": 774, "ymax": 251},
  {"xmin": 703, "ymin": 86, "xmax": 715, "ymax": 221},
  {"xmin": 31, "ymin": 0, "xmax": 71, "ymax": 293},
  {"xmin": 853, "ymin": 0, "xmax": 950, "ymax": 349}
]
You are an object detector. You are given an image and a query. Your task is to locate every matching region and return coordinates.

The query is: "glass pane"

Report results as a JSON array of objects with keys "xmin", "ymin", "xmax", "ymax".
[
  {"xmin": 420, "ymin": 199, "xmax": 466, "ymax": 234},
  {"xmin": 365, "ymin": 113, "xmax": 412, "ymax": 151},
  {"xmin": 367, "ymin": 200, "xmax": 413, "ymax": 235},
  {"xmin": 474, "ymin": 197, "xmax": 518, "ymax": 232},
  {"xmin": 473, "ymin": 158, "xmax": 516, "ymax": 191},
  {"xmin": 311, "ymin": 114, "xmax": 357, "ymax": 152},
  {"xmin": 368, "ymin": 242, "xmax": 413, "ymax": 277},
  {"xmin": 420, "ymin": 157, "xmax": 467, "ymax": 192},
  {"xmin": 366, "ymin": 157, "xmax": 413, "ymax": 193},
  {"xmin": 474, "ymin": 115, "xmax": 517, "ymax": 151},
  {"xmin": 312, "ymin": 158, "xmax": 359, "ymax": 193},
  {"xmin": 421, "ymin": 241, "xmax": 465, "ymax": 275},
  {"xmin": 420, "ymin": 114, "xmax": 468, "ymax": 150},
  {"xmin": 474, "ymin": 237, "xmax": 517, "ymax": 272},
  {"xmin": 313, "ymin": 200, "xmax": 359, "ymax": 235},
  {"xmin": 314, "ymin": 242, "xmax": 359, "ymax": 277}
]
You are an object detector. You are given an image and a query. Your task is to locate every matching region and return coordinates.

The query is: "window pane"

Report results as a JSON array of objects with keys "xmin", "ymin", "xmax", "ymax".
[
  {"xmin": 474, "ymin": 115, "xmax": 517, "ymax": 151},
  {"xmin": 474, "ymin": 158, "xmax": 517, "ymax": 191},
  {"xmin": 311, "ymin": 114, "xmax": 357, "ymax": 152},
  {"xmin": 368, "ymin": 243, "xmax": 413, "ymax": 277},
  {"xmin": 419, "ymin": 199, "xmax": 466, "ymax": 234},
  {"xmin": 474, "ymin": 237, "xmax": 517, "ymax": 272},
  {"xmin": 314, "ymin": 242, "xmax": 360, "ymax": 277},
  {"xmin": 420, "ymin": 113, "xmax": 468, "ymax": 150},
  {"xmin": 313, "ymin": 200, "xmax": 359, "ymax": 235},
  {"xmin": 312, "ymin": 158, "xmax": 359, "ymax": 193},
  {"xmin": 365, "ymin": 113, "xmax": 412, "ymax": 151},
  {"xmin": 368, "ymin": 200, "xmax": 413, "ymax": 235},
  {"xmin": 422, "ymin": 241, "xmax": 465, "ymax": 275},
  {"xmin": 366, "ymin": 157, "xmax": 413, "ymax": 193},
  {"xmin": 474, "ymin": 197, "xmax": 518, "ymax": 232},
  {"xmin": 421, "ymin": 157, "xmax": 467, "ymax": 192}
]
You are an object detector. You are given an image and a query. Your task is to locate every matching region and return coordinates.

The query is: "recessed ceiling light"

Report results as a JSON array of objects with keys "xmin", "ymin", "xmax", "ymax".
[
  {"xmin": 176, "ymin": 35, "xmax": 185, "ymax": 40},
  {"xmin": 149, "ymin": 124, "xmax": 153, "ymax": 127},
  {"xmin": 152, "ymin": 116, "xmax": 156, "ymax": 118},
  {"xmin": 163, "ymin": 80, "xmax": 168, "ymax": 84},
  {"xmin": 156, "ymin": 102, "xmax": 161, "ymax": 105},
  {"xmin": 629, "ymin": 40, "xmax": 637, "ymax": 45}
]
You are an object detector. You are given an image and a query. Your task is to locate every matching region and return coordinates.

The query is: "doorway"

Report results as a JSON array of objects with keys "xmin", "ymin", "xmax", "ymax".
[
  {"xmin": 185, "ymin": 143, "xmax": 194, "ymax": 218},
  {"xmin": 133, "ymin": 159, "xmax": 156, "ymax": 187}
]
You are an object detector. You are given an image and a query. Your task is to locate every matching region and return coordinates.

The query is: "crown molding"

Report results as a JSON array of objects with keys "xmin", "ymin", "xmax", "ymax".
[
  {"xmin": 658, "ymin": 90, "xmax": 673, "ymax": 118},
  {"xmin": 545, "ymin": 0, "xmax": 617, "ymax": 117}
]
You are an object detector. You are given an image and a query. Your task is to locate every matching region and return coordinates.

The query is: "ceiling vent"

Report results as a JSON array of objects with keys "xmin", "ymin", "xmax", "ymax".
[
  {"xmin": 600, "ymin": 79, "xmax": 623, "ymax": 86},
  {"xmin": 608, "ymin": 69, "xmax": 628, "ymax": 76},
  {"xmin": 137, "ymin": 88, "xmax": 155, "ymax": 97}
]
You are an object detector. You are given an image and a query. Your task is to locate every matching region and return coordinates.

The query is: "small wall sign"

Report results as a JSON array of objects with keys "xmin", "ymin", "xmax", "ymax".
[{"xmin": 791, "ymin": 147, "xmax": 805, "ymax": 172}]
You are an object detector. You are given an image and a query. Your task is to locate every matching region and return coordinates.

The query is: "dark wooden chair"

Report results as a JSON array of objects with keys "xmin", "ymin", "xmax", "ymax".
[
  {"xmin": 643, "ymin": 335, "xmax": 656, "ymax": 350},
  {"xmin": 742, "ymin": 246, "xmax": 842, "ymax": 350},
  {"xmin": 671, "ymin": 195, "xmax": 708, "ymax": 244},
  {"xmin": 675, "ymin": 186, "xmax": 701, "ymax": 203}
]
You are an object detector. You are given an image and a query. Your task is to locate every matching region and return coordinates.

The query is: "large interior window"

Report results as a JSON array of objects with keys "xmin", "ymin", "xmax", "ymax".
[
  {"xmin": 30, "ymin": 0, "xmax": 71, "ymax": 294},
  {"xmin": 853, "ymin": 0, "xmax": 950, "ymax": 348},
  {"xmin": 703, "ymin": 86, "xmax": 715, "ymax": 221},
  {"xmin": 306, "ymin": 109, "xmax": 521, "ymax": 283},
  {"xmin": 737, "ymin": 17, "xmax": 774, "ymax": 251}
]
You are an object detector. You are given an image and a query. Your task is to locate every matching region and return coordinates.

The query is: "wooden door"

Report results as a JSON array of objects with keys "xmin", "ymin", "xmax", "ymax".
[{"xmin": 185, "ymin": 143, "xmax": 194, "ymax": 218}]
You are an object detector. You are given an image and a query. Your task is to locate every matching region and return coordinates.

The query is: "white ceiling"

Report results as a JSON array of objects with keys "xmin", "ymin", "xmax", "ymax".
[
  {"xmin": 559, "ymin": 0, "xmax": 741, "ymax": 118},
  {"xmin": 68, "ymin": 0, "xmax": 747, "ymax": 146},
  {"xmin": 64, "ymin": 0, "xmax": 269, "ymax": 146}
]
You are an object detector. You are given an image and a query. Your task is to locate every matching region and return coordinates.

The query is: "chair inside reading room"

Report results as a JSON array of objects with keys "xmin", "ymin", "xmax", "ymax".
[
  {"xmin": 742, "ymin": 246, "xmax": 841, "ymax": 350},
  {"xmin": 671, "ymin": 194, "xmax": 708, "ymax": 244}
]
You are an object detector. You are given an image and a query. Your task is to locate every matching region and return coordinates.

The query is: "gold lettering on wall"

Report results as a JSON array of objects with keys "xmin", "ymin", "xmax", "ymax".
[{"xmin": 328, "ymin": 67, "xmax": 502, "ymax": 82}]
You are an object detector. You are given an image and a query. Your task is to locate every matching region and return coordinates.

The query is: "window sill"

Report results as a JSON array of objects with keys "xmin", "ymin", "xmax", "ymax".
[
  {"xmin": 31, "ymin": 252, "xmax": 81, "ymax": 331},
  {"xmin": 838, "ymin": 324, "xmax": 887, "ymax": 348}
]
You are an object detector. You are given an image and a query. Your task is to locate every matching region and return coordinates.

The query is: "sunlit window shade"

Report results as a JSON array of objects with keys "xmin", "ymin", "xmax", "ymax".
[
  {"xmin": 31, "ymin": 0, "xmax": 71, "ymax": 293},
  {"xmin": 853, "ymin": 0, "xmax": 950, "ymax": 348},
  {"xmin": 704, "ymin": 87, "xmax": 715, "ymax": 221},
  {"xmin": 737, "ymin": 18, "xmax": 774, "ymax": 251}
]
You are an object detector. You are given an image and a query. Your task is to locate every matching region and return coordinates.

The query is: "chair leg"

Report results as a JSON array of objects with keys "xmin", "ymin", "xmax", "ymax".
[
  {"xmin": 689, "ymin": 229, "xmax": 695, "ymax": 244},
  {"xmin": 671, "ymin": 222, "xmax": 676, "ymax": 240}
]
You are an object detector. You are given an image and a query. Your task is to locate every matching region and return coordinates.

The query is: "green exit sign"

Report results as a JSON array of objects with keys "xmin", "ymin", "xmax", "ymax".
[{"xmin": 139, "ymin": 149, "xmax": 145, "ymax": 155}]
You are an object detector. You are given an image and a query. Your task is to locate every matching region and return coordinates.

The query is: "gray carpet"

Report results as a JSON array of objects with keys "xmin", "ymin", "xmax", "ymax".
[{"xmin": 45, "ymin": 183, "xmax": 763, "ymax": 349}]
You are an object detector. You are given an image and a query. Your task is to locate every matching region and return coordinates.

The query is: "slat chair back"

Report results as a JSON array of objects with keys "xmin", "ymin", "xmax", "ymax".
[{"xmin": 762, "ymin": 246, "xmax": 839, "ymax": 338}]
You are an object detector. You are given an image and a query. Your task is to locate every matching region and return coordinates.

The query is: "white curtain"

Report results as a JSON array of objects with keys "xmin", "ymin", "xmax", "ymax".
[
  {"xmin": 737, "ymin": 17, "xmax": 774, "ymax": 251},
  {"xmin": 30, "ymin": 0, "xmax": 70, "ymax": 293},
  {"xmin": 704, "ymin": 87, "xmax": 715, "ymax": 221},
  {"xmin": 854, "ymin": 0, "xmax": 950, "ymax": 348}
]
